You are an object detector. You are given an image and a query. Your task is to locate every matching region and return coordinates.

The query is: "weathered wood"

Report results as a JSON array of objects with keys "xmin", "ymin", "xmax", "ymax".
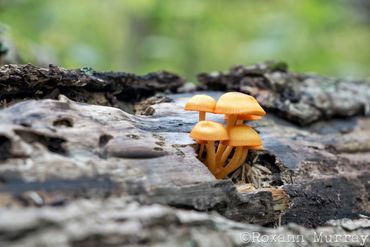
[
  {"xmin": 0, "ymin": 91, "xmax": 368, "ymax": 229},
  {"xmin": 0, "ymin": 197, "xmax": 369, "ymax": 247},
  {"xmin": 0, "ymin": 64, "xmax": 185, "ymax": 111},
  {"xmin": 148, "ymin": 91, "xmax": 370, "ymax": 227},
  {"xmin": 0, "ymin": 95, "xmax": 276, "ymax": 226},
  {"xmin": 0, "ymin": 64, "xmax": 369, "ymax": 246},
  {"xmin": 197, "ymin": 62, "xmax": 370, "ymax": 125}
]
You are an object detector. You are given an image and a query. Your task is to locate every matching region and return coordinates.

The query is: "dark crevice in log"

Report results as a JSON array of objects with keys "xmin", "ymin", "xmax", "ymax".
[
  {"xmin": 0, "ymin": 135, "xmax": 12, "ymax": 161},
  {"xmin": 283, "ymin": 176, "xmax": 370, "ymax": 227},
  {"xmin": 14, "ymin": 129, "xmax": 67, "ymax": 154},
  {"xmin": 52, "ymin": 117, "xmax": 73, "ymax": 127},
  {"xmin": 98, "ymin": 134, "xmax": 113, "ymax": 147}
]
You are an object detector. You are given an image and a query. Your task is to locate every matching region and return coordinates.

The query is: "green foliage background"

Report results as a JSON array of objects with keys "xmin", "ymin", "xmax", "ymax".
[{"xmin": 0, "ymin": 0, "xmax": 369, "ymax": 79}]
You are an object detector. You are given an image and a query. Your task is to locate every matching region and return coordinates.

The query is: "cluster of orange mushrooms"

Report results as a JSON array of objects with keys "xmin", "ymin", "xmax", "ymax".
[{"xmin": 185, "ymin": 92, "xmax": 265, "ymax": 179}]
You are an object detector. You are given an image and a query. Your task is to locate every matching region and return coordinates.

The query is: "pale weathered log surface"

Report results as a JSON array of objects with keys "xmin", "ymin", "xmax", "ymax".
[
  {"xmin": 0, "ymin": 95, "xmax": 276, "ymax": 227},
  {"xmin": 1, "ymin": 197, "xmax": 369, "ymax": 247},
  {"xmin": 0, "ymin": 92, "xmax": 369, "ymax": 229}
]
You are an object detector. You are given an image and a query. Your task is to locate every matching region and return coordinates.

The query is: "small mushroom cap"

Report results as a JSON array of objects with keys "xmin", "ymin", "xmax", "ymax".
[
  {"xmin": 184, "ymin": 95, "xmax": 216, "ymax": 112},
  {"xmin": 224, "ymin": 114, "xmax": 262, "ymax": 121},
  {"xmin": 226, "ymin": 126, "xmax": 262, "ymax": 147},
  {"xmin": 214, "ymin": 92, "xmax": 265, "ymax": 115},
  {"xmin": 190, "ymin": 121, "xmax": 229, "ymax": 141}
]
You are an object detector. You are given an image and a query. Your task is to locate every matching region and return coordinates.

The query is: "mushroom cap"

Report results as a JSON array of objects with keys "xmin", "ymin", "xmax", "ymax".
[
  {"xmin": 190, "ymin": 121, "xmax": 229, "ymax": 141},
  {"xmin": 214, "ymin": 92, "xmax": 266, "ymax": 115},
  {"xmin": 184, "ymin": 95, "xmax": 216, "ymax": 112},
  {"xmin": 224, "ymin": 114, "xmax": 263, "ymax": 121},
  {"xmin": 226, "ymin": 126, "xmax": 262, "ymax": 147},
  {"xmin": 249, "ymin": 144, "xmax": 263, "ymax": 150}
]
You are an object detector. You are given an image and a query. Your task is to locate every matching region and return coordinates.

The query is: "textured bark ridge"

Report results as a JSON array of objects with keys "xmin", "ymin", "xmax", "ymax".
[
  {"xmin": 0, "ymin": 64, "xmax": 184, "ymax": 112},
  {"xmin": 197, "ymin": 62, "xmax": 370, "ymax": 125},
  {"xmin": 1, "ymin": 198, "xmax": 369, "ymax": 247},
  {"xmin": 0, "ymin": 95, "xmax": 276, "ymax": 227},
  {"xmin": 0, "ymin": 64, "xmax": 369, "ymax": 246}
]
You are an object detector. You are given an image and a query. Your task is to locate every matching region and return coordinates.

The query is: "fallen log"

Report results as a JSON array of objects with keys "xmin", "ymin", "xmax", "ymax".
[{"xmin": 0, "ymin": 63, "xmax": 369, "ymax": 246}]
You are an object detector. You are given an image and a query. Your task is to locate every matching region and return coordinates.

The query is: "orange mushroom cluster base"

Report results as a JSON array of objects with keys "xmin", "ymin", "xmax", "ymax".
[{"xmin": 185, "ymin": 92, "xmax": 265, "ymax": 179}]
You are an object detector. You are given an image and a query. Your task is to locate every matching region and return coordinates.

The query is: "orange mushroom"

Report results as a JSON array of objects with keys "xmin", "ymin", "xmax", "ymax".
[
  {"xmin": 218, "ymin": 133, "xmax": 263, "ymax": 168},
  {"xmin": 214, "ymin": 92, "xmax": 265, "ymax": 126},
  {"xmin": 185, "ymin": 95, "xmax": 216, "ymax": 159},
  {"xmin": 184, "ymin": 95, "xmax": 216, "ymax": 121},
  {"xmin": 237, "ymin": 144, "xmax": 264, "ymax": 177},
  {"xmin": 190, "ymin": 121, "xmax": 228, "ymax": 174},
  {"xmin": 214, "ymin": 92, "xmax": 265, "ymax": 163},
  {"xmin": 215, "ymin": 126, "xmax": 262, "ymax": 179},
  {"xmin": 219, "ymin": 138, "xmax": 264, "ymax": 175},
  {"xmin": 218, "ymin": 115, "xmax": 263, "ymax": 167}
]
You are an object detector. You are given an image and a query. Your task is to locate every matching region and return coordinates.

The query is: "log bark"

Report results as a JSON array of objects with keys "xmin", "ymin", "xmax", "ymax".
[
  {"xmin": 0, "ymin": 197, "xmax": 369, "ymax": 247},
  {"xmin": 0, "ymin": 64, "xmax": 185, "ymax": 112},
  {"xmin": 197, "ymin": 62, "xmax": 370, "ymax": 125},
  {"xmin": 0, "ymin": 63, "xmax": 369, "ymax": 246}
]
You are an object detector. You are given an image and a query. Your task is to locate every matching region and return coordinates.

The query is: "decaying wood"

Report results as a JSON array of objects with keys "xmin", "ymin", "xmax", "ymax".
[
  {"xmin": 150, "ymin": 92, "xmax": 370, "ymax": 227},
  {"xmin": 0, "ymin": 64, "xmax": 184, "ymax": 111},
  {"xmin": 0, "ymin": 95, "xmax": 277, "ymax": 227},
  {"xmin": 0, "ymin": 92, "xmax": 368, "ymax": 228},
  {"xmin": 197, "ymin": 62, "xmax": 370, "ymax": 125},
  {"xmin": 1, "ymin": 197, "xmax": 369, "ymax": 247},
  {"xmin": 0, "ymin": 63, "xmax": 369, "ymax": 246}
]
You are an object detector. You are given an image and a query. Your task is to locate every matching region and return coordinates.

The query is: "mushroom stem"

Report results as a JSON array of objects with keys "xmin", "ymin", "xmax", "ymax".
[
  {"xmin": 198, "ymin": 112, "xmax": 206, "ymax": 155},
  {"xmin": 216, "ymin": 115, "xmax": 236, "ymax": 165},
  {"xmin": 199, "ymin": 111, "xmax": 206, "ymax": 121},
  {"xmin": 226, "ymin": 115, "xmax": 237, "ymax": 129},
  {"xmin": 215, "ymin": 146, "xmax": 244, "ymax": 179},
  {"xmin": 218, "ymin": 146, "xmax": 233, "ymax": 168},
  {"xmin": 236, "ymin": 119, "xmax": 244, "ymax": 125},
  {"xmin": 198, "ymin": 144, "xmax": 205, "ymax": 160},
  {"xmin": 238, "ymin": 147, "xmax": 249, "ymax": 167},
  {"xmin": 215, "ymin": 142, "xmax": 226, "ymax": 162},
  {"xmin": 206, "ymin": 141, "xmax": 216, "ymax": 173}
]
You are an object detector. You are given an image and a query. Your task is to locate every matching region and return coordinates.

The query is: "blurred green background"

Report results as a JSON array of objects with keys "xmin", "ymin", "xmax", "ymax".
[{"xmin": 0, "ymin": 0, "xmax": 369, "ymax": 80}]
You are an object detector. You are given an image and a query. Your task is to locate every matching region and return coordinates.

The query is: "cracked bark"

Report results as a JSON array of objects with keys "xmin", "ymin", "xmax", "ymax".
[
  {"xmin": 0, "ymin": 63, "xmax": 369, "ymax": 246},
  {"xmin": 197, "ymin": 61, "xmax": 370, "ymax": 125},
  {"xmin": 0, "ymin": 64, "xmax": 184, "ymax": 112}
]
